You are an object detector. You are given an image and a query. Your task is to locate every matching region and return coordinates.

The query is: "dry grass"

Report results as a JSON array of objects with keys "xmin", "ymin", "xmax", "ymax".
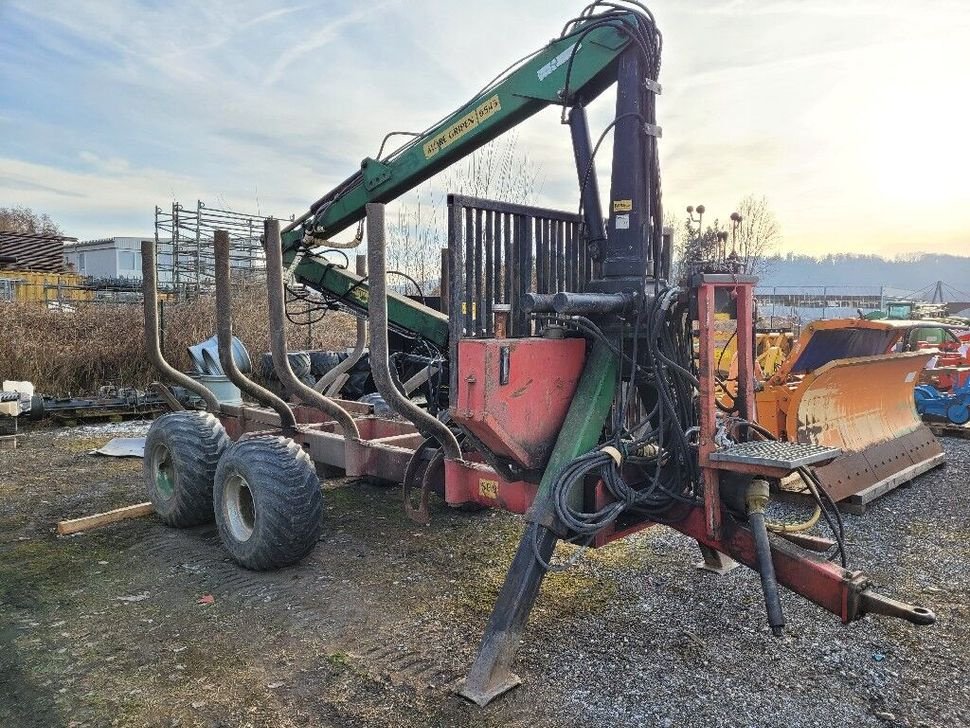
[{"xmin": 0, "ymin": 280, "xmax": 357, "ymax": 394}]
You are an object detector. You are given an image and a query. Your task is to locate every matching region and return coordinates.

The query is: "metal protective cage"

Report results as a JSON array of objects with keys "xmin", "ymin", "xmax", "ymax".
[{"xmin": 446, "ymin": 194, "xmax": 596, "ymax": 344}]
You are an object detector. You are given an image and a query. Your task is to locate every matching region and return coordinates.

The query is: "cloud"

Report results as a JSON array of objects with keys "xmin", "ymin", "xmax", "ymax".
[
  {"xmin": 0, "ymin": 0, "xmax": 967, "ymax": 257},
  {"xmin": 0, "ymin": 157, "xmax": 199, "ymax": 232},
  {"xmin": 239, "ymin": 4, "xmax": 310, "ymax": 30},
  {"xmin": 261, "ymin": 1, "xmax": 400, "ymax": 87}
]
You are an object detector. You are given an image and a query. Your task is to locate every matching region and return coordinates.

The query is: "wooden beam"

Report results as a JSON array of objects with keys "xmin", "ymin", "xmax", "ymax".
[{"xmin": 57, "ymin": 502, "xmax": 154, "ymax": 536}]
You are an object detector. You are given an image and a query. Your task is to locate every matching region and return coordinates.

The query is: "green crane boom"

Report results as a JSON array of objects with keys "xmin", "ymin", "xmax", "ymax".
[{"xmin": 280, "ymin": 9, "xmax": 647, "ymax": 346}]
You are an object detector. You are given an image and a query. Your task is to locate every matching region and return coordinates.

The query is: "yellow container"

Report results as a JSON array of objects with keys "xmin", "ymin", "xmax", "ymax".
[{"xmin": 0, "ymin": 270, "xmax": 93, "ymax": 302}]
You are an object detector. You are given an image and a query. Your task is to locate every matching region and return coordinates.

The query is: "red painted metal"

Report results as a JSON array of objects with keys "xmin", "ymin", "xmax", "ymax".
[
  {"xmin": 451, "ymin": 338, "xmax": 587, "ymax": 470},
  {"xmin": 696, "ymin": 283, "xmax": 722, "ymax": 540},
  {"xmin": 671, "ymin": 506, "xmax": 864, "ymax": 622},
  {"xmin": 696, "ymin": 276, "xmax": 758, "ymax": 541},
  {"xmin": 444, "ymin": 458, "xmax": 537, "ymax": 513}
]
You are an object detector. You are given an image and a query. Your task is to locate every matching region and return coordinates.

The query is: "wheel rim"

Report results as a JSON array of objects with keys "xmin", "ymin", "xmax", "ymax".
[
  {"xmin": 152, "ymin": 444, "xmax": 175, "ymax": 501},
  {"xmin": 947, "ymin": 404, "xmax": 970, "ymax": 425},
  {"xmin": 224, "ymin": 472, "xmax": 256, "ymax": 542}
]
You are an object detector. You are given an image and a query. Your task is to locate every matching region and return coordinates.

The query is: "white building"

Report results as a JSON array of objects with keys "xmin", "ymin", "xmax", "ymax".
[{"xmin": 64, "ymin": 237, "xmax": 174, "ymax": 283}]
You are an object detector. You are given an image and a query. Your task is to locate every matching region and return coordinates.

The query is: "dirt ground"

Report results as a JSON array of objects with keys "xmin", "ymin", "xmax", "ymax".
[{"xmin": 1, "ymin": 423, "xmax": 968, "ymax": 728}]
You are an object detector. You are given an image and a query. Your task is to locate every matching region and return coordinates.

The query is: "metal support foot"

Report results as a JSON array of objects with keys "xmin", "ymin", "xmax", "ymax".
[
  {"xmin": 695, "ymin": 543, "xmax": 739, "ymax": 575},
  {"xmin": 459, "ymin": 524, "xmax": 556, "ymax": 707}
]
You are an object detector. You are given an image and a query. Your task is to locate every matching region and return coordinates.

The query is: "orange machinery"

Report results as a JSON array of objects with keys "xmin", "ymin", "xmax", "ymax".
[{"xmin": 754, "ymin": 319, "xmax": 945, "ymax": 503}]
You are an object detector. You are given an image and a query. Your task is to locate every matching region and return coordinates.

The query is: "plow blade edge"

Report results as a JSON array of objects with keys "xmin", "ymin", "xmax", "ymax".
[{"xmin": 788, "ymin": 353, "xmax": 944, "ymax": 502}]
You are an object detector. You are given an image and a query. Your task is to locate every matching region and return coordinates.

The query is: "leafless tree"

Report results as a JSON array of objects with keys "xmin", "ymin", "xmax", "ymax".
[
  {"xmin": 386, "ymin": 133, "xmax": 542, "ymax": 294},
  {"xmin": 0, "ymin": 206, "xmax": 62, "ymax": 235},
  {"xmin": 732, "ymin": 195, "xmax": 781, "ymax": 276},
  {"xmin": 672, "ymin": 195, "xmax": 781, "ymax": 279}
]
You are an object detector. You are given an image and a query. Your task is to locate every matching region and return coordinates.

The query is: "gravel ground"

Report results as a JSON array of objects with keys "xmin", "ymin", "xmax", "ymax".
[{"xmin": 0, "ymin": 424, "xmax": 967, "ymax": 727}]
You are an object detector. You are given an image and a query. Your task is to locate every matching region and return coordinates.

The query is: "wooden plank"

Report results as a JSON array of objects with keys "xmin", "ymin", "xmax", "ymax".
[{"xmin": 57, "ymin": 502, "xmax": 154, "ymax": 535}]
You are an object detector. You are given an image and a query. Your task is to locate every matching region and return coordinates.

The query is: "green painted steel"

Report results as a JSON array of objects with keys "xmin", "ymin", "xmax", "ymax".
[
  {"xmin": 294, "ymin": 254, "xmax": 450, "ymax": 349},
  {"xmin": 301, "ymin": 16, "xmax": 634, "ymax": 243},
  {"xmin": 277, "ymin": 13, "xmax": 641, "ymax": 348},
  {"xmin": 153, "ymin": 445, "xmax": 175, "ymax": 500},
  {"xmin": 528, "ymin": 340, "xmax": 619, "ymax": 524}
]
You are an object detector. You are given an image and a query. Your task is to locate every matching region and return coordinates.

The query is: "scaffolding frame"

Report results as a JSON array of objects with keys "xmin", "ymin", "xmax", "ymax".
[{"xmin": 154, "ymin": 201, "xmax": 278, "ymax": 298}]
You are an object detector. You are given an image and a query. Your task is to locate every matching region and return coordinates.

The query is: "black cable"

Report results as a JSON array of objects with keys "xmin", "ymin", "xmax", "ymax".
[{"xmin": 386, "ymin": 270, "xmax": 426, "ymax": 306}]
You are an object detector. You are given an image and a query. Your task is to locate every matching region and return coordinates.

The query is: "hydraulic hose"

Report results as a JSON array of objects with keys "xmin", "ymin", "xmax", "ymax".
[{"xmin": 747, "ymin": 479, "xmax": 785, "ymax": 636}]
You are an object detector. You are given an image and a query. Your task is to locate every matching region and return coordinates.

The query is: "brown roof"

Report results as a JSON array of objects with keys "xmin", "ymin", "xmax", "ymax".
[{"xmin": 0, "ymin": 231, "xmax": 78, "ymax": 272}]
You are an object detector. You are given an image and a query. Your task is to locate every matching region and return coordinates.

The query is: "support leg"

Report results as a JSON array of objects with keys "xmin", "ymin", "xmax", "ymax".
[
  {"xmin": 695, "ymin": 543, "xmax": 739, "ymax": 575},
  {"xmin": 459, "ymin": 525, "xmax": 556, "ymax": 706},
  {"xmin": 458, "ymin": 340, "xmax": 618, "ymax": 706}
]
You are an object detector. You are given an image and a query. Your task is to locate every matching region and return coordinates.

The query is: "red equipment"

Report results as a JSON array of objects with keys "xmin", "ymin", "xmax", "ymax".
[{"xmin": 138, "ymin": 1, "xmax": 938, "ymax": 709}]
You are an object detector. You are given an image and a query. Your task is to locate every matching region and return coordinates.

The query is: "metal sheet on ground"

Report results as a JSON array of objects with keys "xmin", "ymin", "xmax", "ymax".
[{"xmin": 91, "ymin": 437, "xmax": 146, "ymax": 458}]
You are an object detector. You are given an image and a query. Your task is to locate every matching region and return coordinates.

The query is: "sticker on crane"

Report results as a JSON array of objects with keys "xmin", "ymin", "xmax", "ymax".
[
  {"xmin": 479, "ymin": 478, "xmax": 499, "ymax": 500},
  {"xmin": 537, "ymin": 42, "xmax": 581, "ymax": 81},
  {"xmin": 613, "ymin": 199, "xmax": 633, "ymax": 212},
  {"xmin": 423, "ymin": 95, "xmax": 502, "ymax": 159}
]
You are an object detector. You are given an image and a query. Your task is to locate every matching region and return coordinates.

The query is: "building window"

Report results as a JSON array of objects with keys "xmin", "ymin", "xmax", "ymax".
[{"xmin": 119, "ymin": 250, "xmax": 136, "ymax": 271}]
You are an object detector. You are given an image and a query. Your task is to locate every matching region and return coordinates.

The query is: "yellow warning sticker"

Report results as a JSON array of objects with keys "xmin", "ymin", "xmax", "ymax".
[
  {"xmin": 423, "ymin": 95, "xmax": 502, "ymax": 159},
  {"xmin": 613, "ymin": 199, "xmax": 633, "ymax": 212},
  {"xmin": 348, "ymin": 287, "xmax": 368, "ymax": 306},
  {"xmin": 479, "ymin": 478, "xmax": 499, "ymax": 500}
]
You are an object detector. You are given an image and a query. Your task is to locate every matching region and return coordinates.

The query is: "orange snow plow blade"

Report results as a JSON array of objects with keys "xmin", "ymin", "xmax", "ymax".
[
  {"xmin": 756, "ymin": 320, "xmax": 945, "ymax": 503},
  {"xmin": 787, "ymin": 353, "xmax": 944, "ymax": 502}
]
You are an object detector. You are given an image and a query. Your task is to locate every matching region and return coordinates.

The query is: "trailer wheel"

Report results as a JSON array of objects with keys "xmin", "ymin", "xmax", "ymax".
[
  {"xmin": 144, "ymin": 411, "xmax": 229, "ymax": 527},
  {"xmin": 213, "ymin": 435, "xmax": 323, "ymax": 570},
  {"xmin": 947, "ymin": 403, "xmax": 970, "ymax": 425}
]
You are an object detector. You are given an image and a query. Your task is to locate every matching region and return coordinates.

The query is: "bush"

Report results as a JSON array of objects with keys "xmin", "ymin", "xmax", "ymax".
[{"xmin": 0, "ymin": 281, "xmax": 357, "ymax": 394}]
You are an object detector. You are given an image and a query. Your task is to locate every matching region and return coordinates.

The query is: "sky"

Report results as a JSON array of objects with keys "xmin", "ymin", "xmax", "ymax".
[{"xmin": 1, "ymin": 0, "xmax": 969, "ymax": 257}]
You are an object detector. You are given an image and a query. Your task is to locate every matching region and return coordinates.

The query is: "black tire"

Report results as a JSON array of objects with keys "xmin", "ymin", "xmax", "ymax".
[
  {"xmin": 259, "ymin": 352, "xmax": 312, "ymax": 381},
  {"xmin": 259, "ymin": 352, "xmax": 277, "ymax": 382},
  {"xmin": 287, "ymin": 352, "xmax": 312, "ymax": 379},
  {"xmin": 309, "ymin": 350, "xmax": 345, "ymax": 378},
  {"xmin": 358, "ymin": 392, "xmax": 394, "ymax": 417},
  {"xmin": 144, "ymin": 411, "xmax": 229, "ymax": 527},
  {"xmin": 213, "ymin": 435, "xmax": 323, "ymax": 570}
]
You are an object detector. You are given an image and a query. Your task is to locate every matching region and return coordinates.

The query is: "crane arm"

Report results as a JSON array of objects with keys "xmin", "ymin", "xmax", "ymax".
[{"xmin": 281, "ymin": 7, "xmax": 654, "ymax": 253}]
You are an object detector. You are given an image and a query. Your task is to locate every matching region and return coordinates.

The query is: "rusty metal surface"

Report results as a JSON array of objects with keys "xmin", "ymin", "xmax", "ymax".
[
  {"xmin": 451, "ymin": 337, "xmax": 587, "ymax": 470},
  {"xmin": 263, "ymin": 219, "xmax": 360, "ymax": 440},
  {"xmin": 788, "ymin": 352, "xmax": 944, "ymax": 500},
  {"xmin": 710, "ymin": 440, "xmax": 839, "ymax": 469},
  {"xmin": 366, "ymin": 204, "xmax": 461, "ymax": 459},
  {"xmin": 212, "ymin": 230, "xmax": 297, "ymax": 433},
  {"xmin": 140, "ymin": 240, "xmax": 220, "ymax": 412}
]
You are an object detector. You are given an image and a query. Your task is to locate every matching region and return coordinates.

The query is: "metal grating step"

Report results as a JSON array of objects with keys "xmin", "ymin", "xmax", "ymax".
[{"xmin": 710, "ymin": 440, "xmax": 840, "ymax": 470}]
